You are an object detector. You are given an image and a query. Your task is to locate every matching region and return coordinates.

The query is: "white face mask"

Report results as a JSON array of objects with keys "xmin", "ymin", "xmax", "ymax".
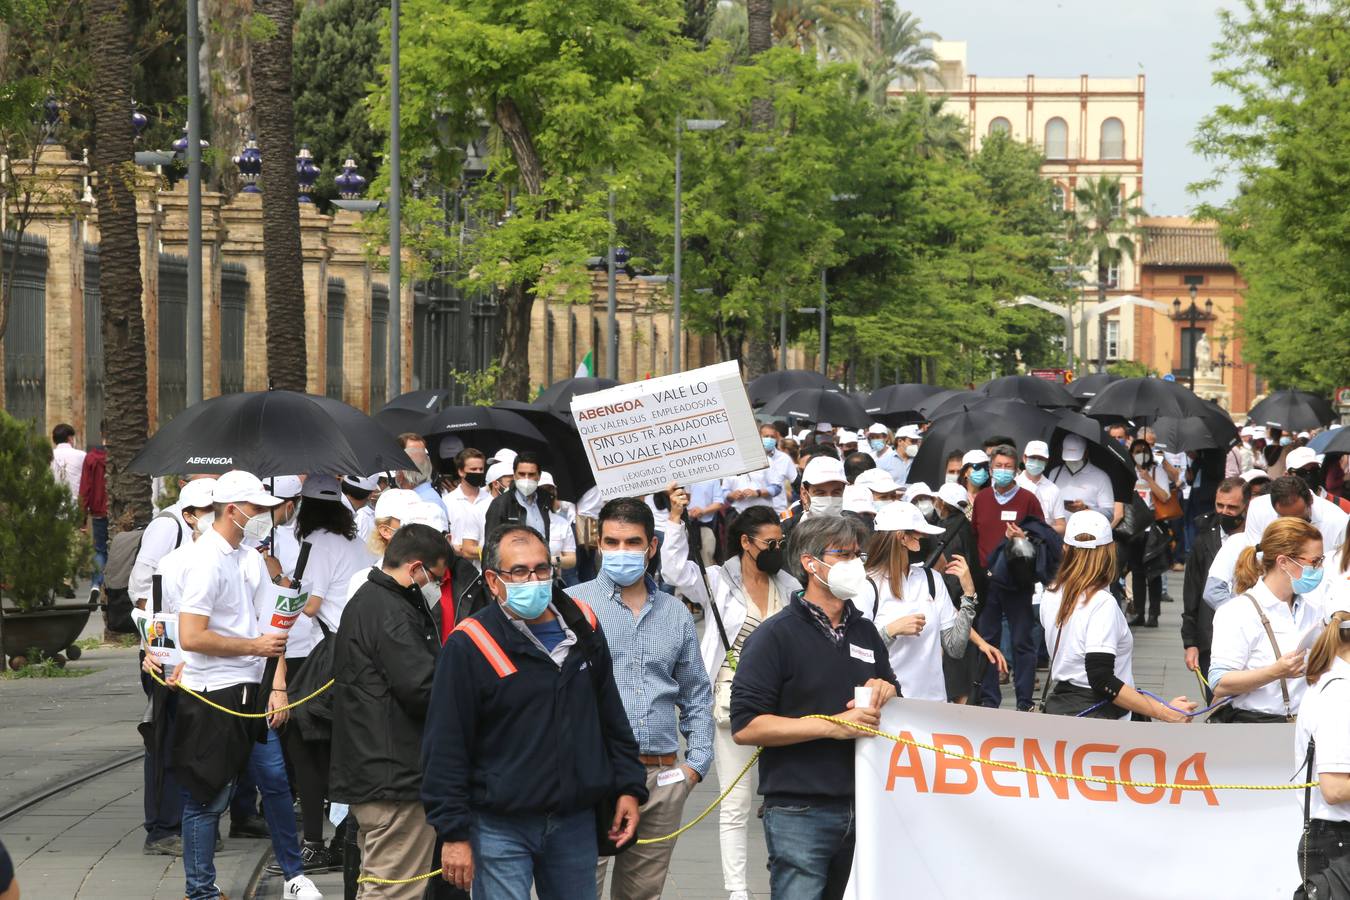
[
  {"xmin": 194, "ymin": 511, "xmax": 215, "ymax": 535},
  {"xmin": 813, "ymin": 557, "xmax": 868, "ymax": 600},
  {"xmin": 945, "ymin": 472, "xmax": 960, "ymax": 484},
  {"xmin": 809, "ymin": 494, "xmax": 844, "ymax": 517},
  {"xmin": 905, "ymin": 444, "xmax": 919, "ymax": 459},
  {"xmin": 1134, "ymin": 452, "xmax": 1152, "ymax": 467},
  {"xmin": 415, "ymin": 566, "xmax": 441, "ymax": 605},
  {"xmin": 232, "ymin": 509, "xmax": 273, "ymax": 543},
  {"xmin": 515, "ymin": 478, "xmax": 539, "ymax": 498}
]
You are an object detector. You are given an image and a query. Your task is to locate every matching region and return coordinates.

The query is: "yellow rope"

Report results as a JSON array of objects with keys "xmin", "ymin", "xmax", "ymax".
[{"xmin": 146, "ymin": 666, "xmax": 334, "ymax": 718}]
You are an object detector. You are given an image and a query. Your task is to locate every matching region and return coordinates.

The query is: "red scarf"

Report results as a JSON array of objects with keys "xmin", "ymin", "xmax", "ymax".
[{"xmin": 438, "ymin": 569, "xmax": 456, "ymax": 644}]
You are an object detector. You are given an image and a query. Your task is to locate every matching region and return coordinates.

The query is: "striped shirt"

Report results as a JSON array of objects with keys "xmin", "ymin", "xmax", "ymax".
[{"xmin": 566, "ymin": 572, "xmax": 715, "ymax": 777}]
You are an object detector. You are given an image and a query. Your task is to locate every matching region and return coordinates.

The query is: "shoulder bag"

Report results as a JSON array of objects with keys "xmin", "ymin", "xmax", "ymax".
[{"xmin": 1208, "ymin": 593, "xmax": 1296, "ymax": 724}]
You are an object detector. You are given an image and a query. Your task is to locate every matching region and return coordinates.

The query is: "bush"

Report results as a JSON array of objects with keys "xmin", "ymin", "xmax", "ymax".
[{"xmin": 0, "ymin": 410, "xmax": 88, "ymax": 611}]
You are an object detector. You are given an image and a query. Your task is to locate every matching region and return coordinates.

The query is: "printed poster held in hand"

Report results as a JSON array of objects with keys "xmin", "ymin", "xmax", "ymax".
[{"xmin": 570, "ymin": 362, "xmax": 768, "ymax": 501}]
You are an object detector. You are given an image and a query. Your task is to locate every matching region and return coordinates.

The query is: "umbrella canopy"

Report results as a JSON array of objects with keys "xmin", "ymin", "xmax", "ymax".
[
  {"xmin": 1309, "ymin": 428, "xmax": 1346, "ymax": 454},
  {"xmin": 907, "ymin": 399, "xmax": 1064, "ymax": 486},
  {"xmin": 1150, "ymin": 415, "xmax": 1239, "ymax": 453},
  {"xmin": 493, "ymin": 401, "xmax": 595, "ymax": 499},
  {"xmin": 129, "ymin": 390, "xmax": 416, "ymax": 477},
  {"xmin": 373, "ymin": 389, "xmax": 454, "ymax": 436},
  {"xmin": 979, "ymin": 375, "xmax": 1077, "ymax": 409},
  {"xmin": 1067, "ymin": 372, "xmax": 1123, "ymax": 400},
  {"xmin": 1245, "ymin": 390, "xmax": 1336, "ymax": 432},
  {"xmin": 533, "ymin": 377, "xmax": 621, "ymax": 418},
  {"xmin": 1082, "ymin": 377, "xmax": 1212, "ymax": 423},
  {"xmin": 864, "ymin": 384, "xmax": 946, "ymax": 427},
  {"xmin": 424, "ymin": 406, "xmax": 547, "ymax": 465},
  {"xmin": 918, "ymin": 389, "xmax": 982, "ymax": 421},
  {"xmin": 747, "ymin": 369, "xmax": 836, "ymax": 407},
  {"xmin": 759, "ymin": 388, "xmax": 870, "ymax": 428},
  {"xmin": 1045, "ymin": 410, "xmax": 1136, "ymax": 503}
]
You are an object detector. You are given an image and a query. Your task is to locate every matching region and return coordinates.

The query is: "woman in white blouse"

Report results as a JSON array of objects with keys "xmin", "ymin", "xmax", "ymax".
[
  {"xmin": 661, "ymin": 488, "xmax": 800, "ymax": 900},
  {"xmin": 1210, "ymin": 516, "xmax": 1325, "ymax": 722},
  {"xmin": 1294, "ymin": 609, "xmax": 1350, "ymax": 890}
]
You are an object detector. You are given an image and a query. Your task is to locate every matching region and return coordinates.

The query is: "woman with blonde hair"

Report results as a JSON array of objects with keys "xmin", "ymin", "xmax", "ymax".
[
  {"xmin": 1293, "ymin": 610, "xmax": 1350, "ymax": 890},
  {"xmin": 1209, "ymin": 516, "xmax": 1325, "ymax": 721},
  {"xmin": 1039, "ymin": 510, "xmax": 1195, "ymax": 720}
]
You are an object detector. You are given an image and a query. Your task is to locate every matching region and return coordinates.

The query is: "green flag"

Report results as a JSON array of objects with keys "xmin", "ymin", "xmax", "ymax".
[{"xmin": 575, "ymin": 350, "xmax": 594, "ymax": 378}]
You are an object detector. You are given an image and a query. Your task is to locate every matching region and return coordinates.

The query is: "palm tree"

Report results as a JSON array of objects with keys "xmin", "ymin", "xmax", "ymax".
[
  {"xmin": 252, "ymin": 0, "xmax": 308, "ymax": 391},
  {"xmin": 1070, "ymin": 175, "xmax": 1143, "ymax": 373},
  {"xmin": 88, "ymin": 0, "xmax": 152, "ymax": 526},
  {"xmin": 897, "ymin": 93, "xmax": 967, "ymax": 159},
  {"xmin": 860, "ymin": 5, "xmax": 938, "ymax": 107},
  {"xmin": 772, "ymin": 0, "xmax": 870, "ymax": 57}
]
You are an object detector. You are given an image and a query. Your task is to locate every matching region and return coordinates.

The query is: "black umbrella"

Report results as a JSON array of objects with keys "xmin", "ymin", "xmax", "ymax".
[
  {"xmin": 760, "ymin": 388, "xmax": 870, "ymax": 428},
  {"xmin": 1047, "ymin": 410, "xmax": 1136, "ymax": 503},
  {"xmin": 129, "ymin": 390, "xmax": 416, "ymax": 477},
  {"xmin": 373, "ymin": 389, "xmax": 454, "ymax": 436},
  {"xmin": 1082, "ymin": 377, "xmax": 1211, "ymax": 423},
  {"xmin": 423, "ymin": 406, "xmax": 547, "ymax": 465},
  {"xmin": 918, "ymin": 389, "xmax": 982, "ymax": 421},
  {"xmin": 979, "ymin": 375, "xmax": 1077, "ymax": 409},
  {"xmin": 493, "ymin": 400, "xmax": 595, "ymax": 499},
  {"xmin": 1151, "ymin": 415, "xmax": 1238, "ymax": 453},
  {"xmin": 907, "ymin": 399, "xmax": 1064, "ymax": 486},
  {"xmin": 864, "ymin": 384, "xmax": 946, "ymax": 427},
  {"xmin": 534, "ymin": 377, "xmax": 621, "ymax": 418},
  {"xmin": 1246, "ymin": 390, "xmax": 1336, "ymax": 432},
  {"xmin": 1067, "ymin": 372, "xmax": 1123, "ymax": 400},
  {"xmin": 747, "ymin": 369, "xmax": 836, "ymax": 407}
]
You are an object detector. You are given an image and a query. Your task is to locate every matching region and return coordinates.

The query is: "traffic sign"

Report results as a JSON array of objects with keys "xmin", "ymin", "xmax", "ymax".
[{"xmin": 1335, "ymin": 386, "xmax": 1350, "ymax": 408}]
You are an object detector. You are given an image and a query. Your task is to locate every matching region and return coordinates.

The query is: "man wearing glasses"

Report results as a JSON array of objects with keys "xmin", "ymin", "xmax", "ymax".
[
  {"xmin": 421, "ymin": 524, "xmax": 647, "ymax": 899},
  {"xmin": 730, "ymin": 515, "xmax": 897, "ymax": 900},
  {"xmin": 566, "ymin": 497, "xmax": 715, "ymax": 900}
]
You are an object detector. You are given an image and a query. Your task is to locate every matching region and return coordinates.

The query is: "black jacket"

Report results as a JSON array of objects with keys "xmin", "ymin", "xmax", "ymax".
[
  {"xmin": 420, "ymin": 594, "xmax": 647, "ymax": 843},
  {"xmin": 330, "ymin": 568, "xmax": 439, "ymax": 804},
  {"xmin": 1181, "ymin": 512, "xmax": 1222, "ymax": 654},
  {"xmin": 483, "ymin": 490, "xmax": 550, "ymax": 544},
  {"xmin": 435, "ymin": 556, "xmax": 490, "ymax": 633}
]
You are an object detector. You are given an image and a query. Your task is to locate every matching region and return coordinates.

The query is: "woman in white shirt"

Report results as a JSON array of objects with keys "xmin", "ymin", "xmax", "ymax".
[
  {"xmin": 539, "ymin": 473, "xmax": 578, "ymax": 586},
  {"xmin": 661, "ymin": 490, "xmax": 800, "ymax": 900},
  {"xmin": 1294, "ymin": 609, "xmax": 1350, "ymax": 890},
  {"xmin": 1124, "ymin": 438, "xmax": 1171, "ymax": 628},
  {"xmin": 1210, "ymin": 516, "xmax": 1326, "ymax": 722},
  {"xmin": 861, "ymin": 502, "xmax": 991, "ymax": 702},
  {"xmin": 1040, "ymin": 510, "xmax": 1195, "ymax": 721}
]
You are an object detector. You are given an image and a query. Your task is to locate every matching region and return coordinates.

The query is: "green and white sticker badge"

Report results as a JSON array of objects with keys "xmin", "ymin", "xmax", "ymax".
[{"xmin": 263, "ymin": 540, "xmax": 311, "ymax": 634}]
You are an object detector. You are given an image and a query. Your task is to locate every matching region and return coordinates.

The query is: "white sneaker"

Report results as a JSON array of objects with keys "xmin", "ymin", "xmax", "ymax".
[
  {"xmin": 284, "ymin": 874, "xmax": 323, "ymax": 900},
  {"xmin": 729, "ymin": 892, "xmax": 750, "ymax": 900}
]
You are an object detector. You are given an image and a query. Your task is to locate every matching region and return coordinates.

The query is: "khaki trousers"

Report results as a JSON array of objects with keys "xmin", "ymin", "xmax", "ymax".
[
  {"xmin": 352, "ymin": 799, "xmax": 438, "ymax": 900},
  {"xmin": 596, "ymin": 763, "xmax": 695, "ymax": 900}
]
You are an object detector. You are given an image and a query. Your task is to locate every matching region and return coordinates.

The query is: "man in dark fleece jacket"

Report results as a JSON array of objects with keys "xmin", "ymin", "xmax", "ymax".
[{"xmin": 421, "ymin": 524, "xmax": 647, "ymax": 899}]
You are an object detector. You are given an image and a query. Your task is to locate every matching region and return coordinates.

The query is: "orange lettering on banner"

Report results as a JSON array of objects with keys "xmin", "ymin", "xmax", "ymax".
[
  {"xmin": 1120, "ymin": 748, "xmax": 1167, "ymax": 804},
  {"xmin": 1071, "ymin": 743, "xmax": 1120, "ymax": 802},
  {"xmin": 1024, "ymin": 739, "xmax": 1070, "ymax": 800},
  {"xmin": 885, "ymin": 732, "xmax": 929, "ymax": 793},
  {"xmin": 1169, "ymin": 752, "xmax": 1220, "ymax": 807},
  {"xmin": 979, "ymin": 737, "xmax": 1022, "ymax": 798},
  {"xmin": 932, "ymin": 734, "xmax": 977, "ymax": 795}
]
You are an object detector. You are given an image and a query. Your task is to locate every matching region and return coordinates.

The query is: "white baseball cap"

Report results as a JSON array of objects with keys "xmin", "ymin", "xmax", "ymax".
[
  {"xmin": 266, "ymin": 475, "xmax": 303, "ymax": 499},
  {"xmin": 896, "ymin": 424, "xmax": 923, "ymax": 440},
  {"xmin": 802, "ymin": 456, "xmax": 847, "ymax": 486},
  {"xmin": 1024, "ymin": 440, "xmax": 1050, "ymax": 459},
  {"xmin": 1064, "ymin": 509, "xmax": 1113, "ymax": 548},
  {"xmin": 855, "ymin": 468, "xmax": 901, "ymax": 495},
  {"xmin": 904, "ymin": 481, "xmax": 936, "ymax": 501},
  {"xmin": 301, "ymin": 473, "xmax": 342, "ymax": 501},
  {"xmin": 843, "ymin": 484, "xmax": 877, "ymax": 514},
  {"xmin": 875, "ymin": 501, "xmax": 945, "ymax": 535},
  {"xmin": 402, "ymin": 500, "xmax": 449, "ymax": 531},
  {"xmin": 213, "ymin": 470, "xmax": 282, "ymax": 507},
  {"xmin": 837, "ymin": 429, "xmax": 859, "ymax": 444},
  {"xmin": 815, "ymin": 422, "xmax": 834, "ymax": 433},
  {"xmin": 1251, "ymin": 427, "xmax": 1269, "ymax": 441},
  {"xmin": 373, "ymin": 488, "xmax": 420, "ymax": 521},
  {"xmin": 937, "ymin": 482, "xmax": 970, "ymax": 509},
  {"xmin": 1298, "ymin": 431, "xmax": 1311, "ymax": 440},
  {"xmin": 1240, "ymin": 425, "xmax": 1256, "ymax": 438},
  {"xmin": 343, "ymin": 474, "xmax": 379, "ymax": 492},
  {"xmin": 178, "ymin": 477, "xmax": 217, "ymax": 510},
  {"xmin": 485, "ymin": 461, "xmax": 514, "ymax": 485},
  {"xmin": 961, "ymin": 449, "xmax": 990, "ymax": 466},
  {"xmin": 1286, "ymin": 447, "xmax": 1323, "ymax": 471},
  {"xmin": 539, "ymin": 471, "xmax": 556, "ymax": 488},
  {"xmin": 1240, "ymin": 468, "xmax": 1271, "ymax": 484},
  {"xmin": 1062, "ymin": 435, "xmax": 1087, "ymax": 462},
  {"xmin": 491, "ymin": 448, "xmax": 518, "ymax": 467},
  {"xmin": 867, "ymin": 423, "xmax": 890, "ymax": 435}
]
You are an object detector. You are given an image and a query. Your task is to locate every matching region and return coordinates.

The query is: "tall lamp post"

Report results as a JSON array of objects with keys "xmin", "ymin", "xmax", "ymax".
[
  {"xmin": 796, "ymin": 269, "xmax": 828, "ymax": 376},
  {"xmin": 1171, "ymin": 283, "xmax": 1213, "ymax": 391},
  {"xmin": 673, "ymin": 118, "xmax": 725, "ymax": 374},
  {"xmin": 388, "ymin": 0, "xmax": 401, "ymax": 401}
]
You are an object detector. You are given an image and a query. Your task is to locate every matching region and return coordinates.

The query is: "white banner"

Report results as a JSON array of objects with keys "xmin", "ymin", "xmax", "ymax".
[
  {"xmin": 570, "ymin": 361, "xmax": 767, "ymax": 500},
  {"xmin": 851, "ymin": 700, "xmax": 1302, "ymax": 899}
]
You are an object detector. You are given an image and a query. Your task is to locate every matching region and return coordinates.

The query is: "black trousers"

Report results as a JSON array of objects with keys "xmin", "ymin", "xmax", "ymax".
[
  {"xmin": 1124, "ymin": 539, "xmax": 1162, "ymax": 619},
  {"xmin": 1297, "ymin": 819, "xmax": 1350, "ymax": 896}
]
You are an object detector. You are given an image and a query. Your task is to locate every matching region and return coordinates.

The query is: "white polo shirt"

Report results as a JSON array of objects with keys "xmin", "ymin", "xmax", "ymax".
[
  {"xmin": 299, "ymin": 528, "xmax": 378, "ymax": 632},
  {"xmin": 548, "ymin": 509, "xmax": 577, "ymax": 560},
  {"xmin": 444, "ymin": 484, "xmax": 492, "ymax": 550},
  {"xmin": 1295, "ymin": 656, "xmax": 1350, "ymax": 823},
  {"xmin": 862, "ymin": 567, "xmax": 953, "ymax": 703},
  {"xmin": 129, "ymin": 507, "xmax": 193, "ymax": 603},
  {"xmin": 1209, "ymin": 578, "xmax": 1322, "ymax": 716},
  {"xmin": 1047, "ymin": 462, "xmax": 1116, "ymax": 521},
  {"xmin": 178, "ymin": 528, "xmax": 269, "ymax": 692},
  {"xmin": 1039, "ymin": 587, "xmax": 1133, "ymax": 719},
  {"xmin": 1016, "ymin": 472, "xmax": 1062, "ymax": 525}
]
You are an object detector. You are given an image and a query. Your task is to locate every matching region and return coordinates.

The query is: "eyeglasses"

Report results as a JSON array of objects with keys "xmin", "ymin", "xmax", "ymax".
[
  {"xmin": 1290, "ymin": 555, "xmax": 1326, "ymax": 569},
  {"xmin": 752, "ymin": 537, "xmax": 787, "ymax": 551},
  {"xmin": 822, "ymin": 547, "xmax": 865, "ymax": 562},
  {"xmin": 492, "ymin": 564, "xmax": 557, "ymax": 583}
]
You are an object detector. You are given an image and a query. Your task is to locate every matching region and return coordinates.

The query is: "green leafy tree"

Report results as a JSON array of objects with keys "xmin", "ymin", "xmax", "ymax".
[
  {"xmin": 1069, "ymin": 174, "xmax": 1141, "ymax": 373},
  {"xmin": 1192, "ymin": 0, "xmax": 1350, "ymax": 391}
]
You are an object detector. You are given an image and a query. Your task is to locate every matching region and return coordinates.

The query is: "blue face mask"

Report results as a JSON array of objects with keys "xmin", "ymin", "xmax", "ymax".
[
  {"xmin": 869, "ymin": 439, "xmax": 887, "ymax": 453},
  {"xmin": 502, "ymin": 579, "xmax": 552, "ymax": 620},
  {"xmin": 762, "ymin": 436, "xmax": 778, "ymax": 452},
  {"xmin": 992, "ymin": 468, "xmax": 1015, "ymax": 488},
  {"xmin": 969, "ymin": 466, "xmax": 989, "ymax": 487},
  {"xmin": 1279, "ymin": 437, "xmax": 1293, "ymax": 447},
  {"xmin": 602, "ymin": 549, "xmax": 649, "ymax": 587},
  {"xmin": 1287, "ymin": 562, "xmax": 1324, "ymax": 595},
  {"xmin": 1024, "ymin": 458, "xmax": 1046, "ymax": 477}
]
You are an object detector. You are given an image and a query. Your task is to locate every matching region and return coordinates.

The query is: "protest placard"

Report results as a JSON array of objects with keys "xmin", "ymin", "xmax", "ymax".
[{"xmin": 570, "ymin": 361, "xmax": 768, "ymax": 500}]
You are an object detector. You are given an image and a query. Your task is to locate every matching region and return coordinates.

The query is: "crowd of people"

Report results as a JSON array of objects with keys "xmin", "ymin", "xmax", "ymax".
[{"xmin": 58, "ymin": 408, "xmax": 1350, "ymax": 900}]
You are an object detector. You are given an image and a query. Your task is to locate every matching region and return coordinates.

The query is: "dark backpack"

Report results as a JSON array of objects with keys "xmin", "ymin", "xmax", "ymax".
[{"xmin": 102, "ymin": 511, "xmax": 182, "ymax": 634}]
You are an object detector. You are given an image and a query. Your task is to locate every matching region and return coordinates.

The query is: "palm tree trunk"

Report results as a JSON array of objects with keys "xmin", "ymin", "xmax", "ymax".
[
  {"xmin": 253, "ymin": 0, "xmax": 307, "ymax": 391},
  {"xmin": 746, "ymin": 0, "xmax": 774, "ymax": 130},
  {"xmin": 89, "ymin": 0, "xmax": 152, "ymax": 527}
]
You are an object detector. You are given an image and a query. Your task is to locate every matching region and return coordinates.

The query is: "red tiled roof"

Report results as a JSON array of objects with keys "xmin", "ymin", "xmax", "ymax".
[{"xmin": 1141, "ymin": 222, "xmax": 1231, "ymax": 267}]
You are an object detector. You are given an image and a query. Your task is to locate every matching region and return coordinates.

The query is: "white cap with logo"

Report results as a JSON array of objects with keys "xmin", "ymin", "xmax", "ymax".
[
  {"xmin": 373, "ymin": 488, "xmax": 420, "ymax": 521},
  {"xmin": 802, "ymin": 456, "xmax": 847, "ymax": 486},
  {"xmin": 875, "ymin": 501, "xmax": 945, "ymax": 534},
  {"xmin": 1061, "ymin": 435, "xmax": 1087, "ymax": 462},
  {"xmin": 1024, "ymin": 440, "xmax": 1050, "ymax": 459},
  {"xmin": 896, "ymin": 424, "xmax": 923, "ymax": 440},
  {"xmin": 867, "ymin": 423, "xmax": 890, "ymax": 436}
]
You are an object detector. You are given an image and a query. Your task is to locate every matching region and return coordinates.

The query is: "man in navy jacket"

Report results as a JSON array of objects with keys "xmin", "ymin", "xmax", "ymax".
[{"xmin": 421, "ymin": 523, "xmax": 648, "ymax": 899}]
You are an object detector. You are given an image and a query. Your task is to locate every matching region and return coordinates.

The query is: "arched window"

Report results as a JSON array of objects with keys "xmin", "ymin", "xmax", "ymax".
[
  {"xmin": 1100, "ymin": 118, "xmax": 1125, "ymax": 159},
  {"xmin": 1044, "ymin": 117, "xmax": 1068, "ymax": 159},
  {"xmin": 1050, "ymin": 183, "xmax": 1067, "ymax": 212},
  {"xmin": 988, "ymin": 117, "xmax": 1011, "ymax": 137}
]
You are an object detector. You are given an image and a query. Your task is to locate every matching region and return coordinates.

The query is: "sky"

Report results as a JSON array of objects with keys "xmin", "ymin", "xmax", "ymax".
[{"xmin": 905, "ymin": 0, "xmax": 1240, "ymax": 215}]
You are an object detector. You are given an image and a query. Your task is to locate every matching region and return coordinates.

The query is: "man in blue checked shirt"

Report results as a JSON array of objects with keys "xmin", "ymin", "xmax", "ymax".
[{"xmin": 567, "ymin": 496, "xmax": 715, "ymax": 900}]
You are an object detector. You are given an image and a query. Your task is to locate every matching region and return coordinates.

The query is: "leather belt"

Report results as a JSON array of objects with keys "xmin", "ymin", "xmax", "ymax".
[{"xmin": 639, "ymin": 753, "xmax": 676, "ymax": 767}]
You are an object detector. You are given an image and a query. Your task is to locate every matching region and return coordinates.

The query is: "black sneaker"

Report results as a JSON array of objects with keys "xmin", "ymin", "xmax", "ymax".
[
  {"xmin": 143, "ymin": 835, "xmax": 182, "ymax": 856},
  {"xmin": 229, "ymin": 814, "xmax": 270, "ymax": 838},
  {"xmin": 267, "ymin": 841, "xmax": 342, "ymax": 876}
]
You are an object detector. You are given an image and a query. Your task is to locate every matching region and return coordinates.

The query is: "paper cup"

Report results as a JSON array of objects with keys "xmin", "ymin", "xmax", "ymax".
[{"xmin": 855, "ymin": 685, "xmax": 874, "ymax": 710}]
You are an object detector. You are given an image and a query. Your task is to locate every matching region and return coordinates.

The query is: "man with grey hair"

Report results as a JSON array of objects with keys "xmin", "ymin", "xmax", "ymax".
[{"xmin": 731, "ymin": 515, "xmax": 897, "ymax": 900}]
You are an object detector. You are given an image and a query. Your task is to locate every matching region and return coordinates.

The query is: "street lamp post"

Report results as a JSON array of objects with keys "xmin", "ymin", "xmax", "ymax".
[
  {"xmin": 388, "ymin": 0, "xmax": 401, "ymax": 402},
  {"xmin": 1170, "ymin": 283, "xmax": 1213, "ymax": 392},
  {"xmin": 796, "ymin": 269, "xmax": 828, "ymax": 376},
  {"xmin": 673, "ymin": 118, "xmax": 725, "ymax": 374}
]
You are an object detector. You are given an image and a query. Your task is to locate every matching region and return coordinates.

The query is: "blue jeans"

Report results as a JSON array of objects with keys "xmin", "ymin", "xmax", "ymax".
[
  {"xmin": 182, "ymin": 782, "xmax": 232, "ymax": 900},
  {"xmin": 762, "ymin": 800, "xmax": 855, "ymax": 900},
  {"xmin": 230, "ymin": 766, "xmax": 260, "ymax": 822},
  {"xmin": 91, "ymin": 516, "xmax": 108, "ymax": 587},
  {"xmin": 470, "ymin": 808, "xmax": 597, "ymax": 900},
  {"xmin": 977, "ymin": 584, "xmax": 1036, "ymax": 710},
  {"xmin": 250, "ymin": 729, "xmax": 302, "ymax": 879}
]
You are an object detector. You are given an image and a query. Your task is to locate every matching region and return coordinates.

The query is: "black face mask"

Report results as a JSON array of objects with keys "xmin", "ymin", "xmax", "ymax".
[
  {"xmin": 464, "ymin": 472, "xmax": 487, "ymax": 488},
  {"xmin": 1217, "ymin": 512, "xmax": 1245, "ymax": 534},
  {"xmin": 754, "ymin": 547, "xmax": 785, "ymax": 576}
]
